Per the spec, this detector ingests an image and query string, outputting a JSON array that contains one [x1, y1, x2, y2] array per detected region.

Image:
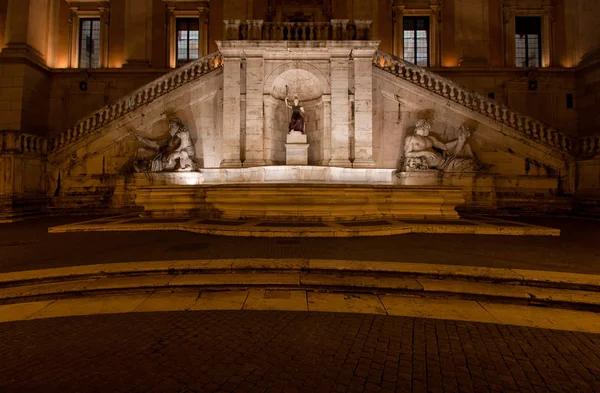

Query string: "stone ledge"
[[1, 259, 599, 313], [47, 214, 559, 237]]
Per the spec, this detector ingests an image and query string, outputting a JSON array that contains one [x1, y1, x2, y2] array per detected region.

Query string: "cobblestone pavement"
[[2, 311, 600, 393], [0, 215, 599, 274]]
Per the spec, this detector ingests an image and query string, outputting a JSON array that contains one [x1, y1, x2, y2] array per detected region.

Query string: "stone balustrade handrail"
[[224, 19, 372, 41], [2, 50, 597, 160], [373, 50, 578, 157], [580, 135, 600, 158], [50, 52, 224, 153], [0, 131, 48, 156]]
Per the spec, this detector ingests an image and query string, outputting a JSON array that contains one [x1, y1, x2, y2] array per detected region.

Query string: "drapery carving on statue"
[[132, 118, 198, 172], [403, 120, 481, 173], [285, 96, 306, 133]]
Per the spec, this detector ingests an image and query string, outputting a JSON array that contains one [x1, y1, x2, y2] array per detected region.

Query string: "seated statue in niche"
[[132, 118, 197, 172], [285, 95, 305, 133], [403, 119, 479, 173]]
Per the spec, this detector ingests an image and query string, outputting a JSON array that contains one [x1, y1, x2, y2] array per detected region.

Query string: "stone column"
[[98, 6, 110, 68], [319, 94, 332, 165], [221, 51, 242, 167], [502, 1, 516, 67], [123, 0, 152, 67], [2, 0, 45, 63], [352, 48, 376, 168], [244, 55, 266, 166], [199, 7, 209, 57], [392, 5, 405, 58], [329, 49, 352, 167]]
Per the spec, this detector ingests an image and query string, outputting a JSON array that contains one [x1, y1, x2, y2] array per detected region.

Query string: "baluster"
[[419, 72, 426, 86], [516, 117, 523, 131], [477, 99, 485, 113], [426, 75, 433, 90], [449, 86, 456, 100], [524, 119, 533, 136], [441, 84, 448, 98], [501, 107, 508, 123]]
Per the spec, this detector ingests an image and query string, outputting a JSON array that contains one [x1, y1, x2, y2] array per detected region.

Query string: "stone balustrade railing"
[[224, 19, 372, 41], [2, 49, 596, 160], [373, 50, 576, 156], [580, 135, 600, 158], [0, 131, 48, 156], [50, 52, 224, 153]]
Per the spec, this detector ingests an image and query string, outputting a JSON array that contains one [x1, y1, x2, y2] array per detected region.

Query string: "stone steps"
[[1, 259, 598, 312]]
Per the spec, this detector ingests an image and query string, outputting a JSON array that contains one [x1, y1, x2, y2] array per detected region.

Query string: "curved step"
[[1, 260, 599, 311]]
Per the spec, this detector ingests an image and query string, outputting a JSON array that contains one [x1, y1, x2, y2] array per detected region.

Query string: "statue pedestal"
[[285, 131, 309, 165]]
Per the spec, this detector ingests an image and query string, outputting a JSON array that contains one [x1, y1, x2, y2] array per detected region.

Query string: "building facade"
[[1, 0, 599, 218]]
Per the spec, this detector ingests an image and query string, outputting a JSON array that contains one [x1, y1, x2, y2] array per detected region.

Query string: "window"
[[515, 16, 541, 68], [176, 19, 200, 67], [403, 16, 429, 67], [78, 19, 101, 68]]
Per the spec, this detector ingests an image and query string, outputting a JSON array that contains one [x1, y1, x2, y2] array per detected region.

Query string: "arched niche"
[[264, 65, 329, 165]]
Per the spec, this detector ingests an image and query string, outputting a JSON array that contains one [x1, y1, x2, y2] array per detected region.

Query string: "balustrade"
[[372, 50, 576, 155], [0, 132, 48, 155], [2, 48, 595, 161], [224, 20, 372, 41], [50, 52, 223, 152]]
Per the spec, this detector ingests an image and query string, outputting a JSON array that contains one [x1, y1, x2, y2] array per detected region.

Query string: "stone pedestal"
[[285, 131, 309, 165]]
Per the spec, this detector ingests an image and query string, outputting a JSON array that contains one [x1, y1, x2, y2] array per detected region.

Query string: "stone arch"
[[264, 62, 330, 97], [263, 63, 329, 165]]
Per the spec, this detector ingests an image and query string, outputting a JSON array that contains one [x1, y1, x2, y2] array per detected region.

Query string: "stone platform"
[[48, 214, 559, 237], [120, 167, 463, 221], [136, 185, 464, 221]]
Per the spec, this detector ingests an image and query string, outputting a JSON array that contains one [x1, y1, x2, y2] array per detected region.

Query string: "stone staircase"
[[49, 52, 224, 154], [43, 49, 599, 162], [373, 50, 600, 159]]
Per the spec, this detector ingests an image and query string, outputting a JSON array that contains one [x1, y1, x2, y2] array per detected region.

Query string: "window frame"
[[166, 5, 209, 68], [392, 6, 440, 67], [78, 18, 102, 68], [515, 16, 542, 68], [175, 18, 201, 67], [68, 6, 109, 69], [503, 6, 554, 68], [402, 16, 430, 67]]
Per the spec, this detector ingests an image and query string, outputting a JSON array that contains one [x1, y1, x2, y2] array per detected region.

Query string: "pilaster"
[[243, 55, 266, 167], [123, 0, 152, 67], [329, 49, 352, 167], [220, 50, 242, 167], [352, 48, 376, 168]]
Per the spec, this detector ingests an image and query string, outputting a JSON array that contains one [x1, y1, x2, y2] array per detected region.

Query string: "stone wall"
[[0, 63, 51, 135], [576, 60, 600, 137], [0, 0, 7, 50], [47, 70, 168, 136], [435, 69, 578, 137]]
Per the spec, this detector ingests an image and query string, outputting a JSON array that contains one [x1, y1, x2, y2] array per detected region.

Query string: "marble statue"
[[403, 119, 479, 173], [285, 96, 305, 133], [133, 118, 197, 172]]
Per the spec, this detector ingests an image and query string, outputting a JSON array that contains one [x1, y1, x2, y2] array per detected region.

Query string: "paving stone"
[[2, 311, 598, 393]]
